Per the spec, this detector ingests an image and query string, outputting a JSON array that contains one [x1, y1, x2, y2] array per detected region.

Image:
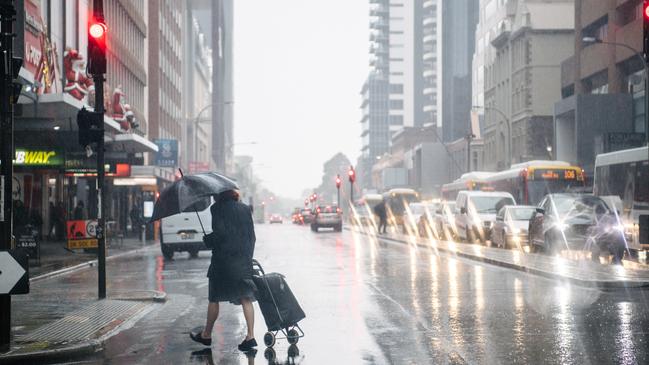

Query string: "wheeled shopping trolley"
[[252, 259, 306, 347]]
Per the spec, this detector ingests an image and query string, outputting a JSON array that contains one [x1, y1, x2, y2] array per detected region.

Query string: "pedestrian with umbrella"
[[150, 171, 258, 352]]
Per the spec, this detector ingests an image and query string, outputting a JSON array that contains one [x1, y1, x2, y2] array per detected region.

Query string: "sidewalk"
[[1, 244, 165, 364], [349, 227, 649, 289], [29, 236, 154, 279]]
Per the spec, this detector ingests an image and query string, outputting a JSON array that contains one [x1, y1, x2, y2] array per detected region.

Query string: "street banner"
[[67, 220, 99, 249], [0, 250, 29, 295], [154, 139, 178, 167]]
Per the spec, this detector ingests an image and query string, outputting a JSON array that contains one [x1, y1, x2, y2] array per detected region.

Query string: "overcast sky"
[[233, 0, 367, 199]]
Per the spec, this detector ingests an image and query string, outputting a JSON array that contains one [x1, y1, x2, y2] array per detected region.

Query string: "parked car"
[[269, 214, 283, 224], [455, 191, 516, 244], [160, 197, 213, 260], [491, 205, 536, 249], [528, 194, 626, 262], [311, 205, 342, 232]]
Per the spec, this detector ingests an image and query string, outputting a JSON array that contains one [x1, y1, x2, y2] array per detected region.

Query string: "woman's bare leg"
[[241, 298, 255, 340], [202, 302, 219, 338]]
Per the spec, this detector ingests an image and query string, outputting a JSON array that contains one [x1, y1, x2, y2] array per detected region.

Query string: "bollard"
[[141, 224, 146, 244]]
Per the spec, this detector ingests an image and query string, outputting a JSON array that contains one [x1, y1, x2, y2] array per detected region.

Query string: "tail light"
[[337, 208, 342, 214], [317, 207, 321, 213]]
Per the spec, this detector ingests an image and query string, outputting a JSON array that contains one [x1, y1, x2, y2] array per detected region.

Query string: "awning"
[[109, 133, 159, 154], [18, 92, 122, 133]]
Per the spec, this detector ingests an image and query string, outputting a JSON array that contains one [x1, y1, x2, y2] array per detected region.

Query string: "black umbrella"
[[149, 170, 239, 234]]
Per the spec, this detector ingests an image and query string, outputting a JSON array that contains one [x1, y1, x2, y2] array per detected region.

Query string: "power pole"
[[0, 1, 20, 352], [466, 133, 475, 172]]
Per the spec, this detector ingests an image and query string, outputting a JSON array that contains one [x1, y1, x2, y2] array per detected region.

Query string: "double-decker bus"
[[440, 172, 494, 201], [594, 146, 649, 250], [484, 161, 585, 205]]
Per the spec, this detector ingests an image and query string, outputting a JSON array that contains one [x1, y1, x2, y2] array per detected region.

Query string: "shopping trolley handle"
[[252, 259, 265, 275]]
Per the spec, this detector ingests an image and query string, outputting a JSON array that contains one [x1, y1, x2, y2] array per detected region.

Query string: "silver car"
[[491, 205, 536, 249]]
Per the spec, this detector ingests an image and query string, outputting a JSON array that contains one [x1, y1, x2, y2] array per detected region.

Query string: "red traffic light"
[[348, 167, 356, 183], [644, 2, 649, 20], [89, 22, 107, 39], [335, 175, 342, 188]]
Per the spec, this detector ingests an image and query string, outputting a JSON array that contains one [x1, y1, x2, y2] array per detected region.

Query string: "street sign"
[[0, 250, 29, 295]]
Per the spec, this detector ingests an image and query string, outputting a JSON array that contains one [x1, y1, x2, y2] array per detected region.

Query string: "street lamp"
[[473, 105, 511, 168], [189, 101, 234, 165], [582, 36, 649, 153]]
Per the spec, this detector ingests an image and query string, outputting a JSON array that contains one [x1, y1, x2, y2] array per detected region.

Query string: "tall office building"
[[183, 1, 213, 171], [421, 0, 440, 127], [439, 0, 479, 142], [212, 0, 234, 174], [147, 0, 184, 146]]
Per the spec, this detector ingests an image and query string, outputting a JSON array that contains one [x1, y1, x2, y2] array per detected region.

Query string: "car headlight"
[[554, 221, 568, 231]]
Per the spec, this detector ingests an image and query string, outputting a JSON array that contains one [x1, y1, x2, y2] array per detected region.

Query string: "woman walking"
[[190, 190, 258, 352]]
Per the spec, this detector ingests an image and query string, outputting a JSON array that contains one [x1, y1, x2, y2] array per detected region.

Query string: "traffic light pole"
[[0, 2, 16, 352], [91, 0, 107, 300]]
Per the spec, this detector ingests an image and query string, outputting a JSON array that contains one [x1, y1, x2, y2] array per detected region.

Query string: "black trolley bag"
[[252, 259, 305, 347]]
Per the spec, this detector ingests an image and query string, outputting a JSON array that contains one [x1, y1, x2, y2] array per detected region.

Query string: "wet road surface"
[[35, 224, 649, 364]]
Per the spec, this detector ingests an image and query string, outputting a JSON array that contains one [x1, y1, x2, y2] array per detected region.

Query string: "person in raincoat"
[[374, 199, 388, 234], [191, 190, 258, 352]]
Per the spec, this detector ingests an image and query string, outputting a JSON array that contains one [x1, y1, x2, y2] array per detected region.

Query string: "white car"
[[160, 198, 213, 259], [454, 191, 516, 244]]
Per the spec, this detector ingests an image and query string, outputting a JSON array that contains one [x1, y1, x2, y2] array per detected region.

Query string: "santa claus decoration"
[[63, 48, 94, 101], [112, 86, 138, 131]]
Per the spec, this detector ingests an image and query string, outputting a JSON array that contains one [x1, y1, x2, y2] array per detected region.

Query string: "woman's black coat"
[[206, 199, 256, 302]]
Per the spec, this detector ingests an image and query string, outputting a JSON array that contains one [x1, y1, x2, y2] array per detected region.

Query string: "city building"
[[360, 0, 423, 190], [147, 0, 184, 156], [438, 0, 479, 143], [446, 112, 484, 180], [555, 0, 647, 176], [211, 0, 234, 174], [483, 0, 574, 171], [182, 2, 213, 173], [14, 0, 158, 241], [421, 0, 440, 127], [472, 0, 511, 131]]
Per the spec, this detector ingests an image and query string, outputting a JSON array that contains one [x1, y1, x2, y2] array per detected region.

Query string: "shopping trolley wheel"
[[264, 347, 277, 361], [263, 331, 276, 347], [288, 344, 300, 358], [287, 328, 299, 345]]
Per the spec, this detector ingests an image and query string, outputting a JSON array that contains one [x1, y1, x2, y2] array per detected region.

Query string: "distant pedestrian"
[[190, 190, 258, 352], [374, 199, 388, 234], [55, 202, 66, 241], [73, 201, 85, 220], [130, 201, 142, 238]]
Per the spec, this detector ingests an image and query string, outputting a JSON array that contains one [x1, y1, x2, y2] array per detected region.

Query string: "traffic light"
[[348, 166, 356, 183], [77, 107, 104, 147], [335, 175, 342, 189], [644, 1, 649, 63], [88, 17, 107, 75]]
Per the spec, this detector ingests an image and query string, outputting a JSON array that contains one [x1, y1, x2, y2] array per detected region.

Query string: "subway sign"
[[14, 149, 64, 167]]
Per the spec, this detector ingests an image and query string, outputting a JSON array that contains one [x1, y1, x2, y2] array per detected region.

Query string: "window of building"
[[389, 100, 403, 110], [389, 115, 403, 125], [389, 84, 403, 93]]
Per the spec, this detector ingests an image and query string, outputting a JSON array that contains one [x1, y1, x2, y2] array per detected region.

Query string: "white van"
[[455, 191, 516, 244], [160, 197, 213, 259]]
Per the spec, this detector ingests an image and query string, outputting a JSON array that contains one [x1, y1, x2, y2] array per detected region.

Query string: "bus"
[[441, 172, 494, 201], [594, 146, 649, 250], [484, 160, 585, 205], [383, 188, 420, 229]]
